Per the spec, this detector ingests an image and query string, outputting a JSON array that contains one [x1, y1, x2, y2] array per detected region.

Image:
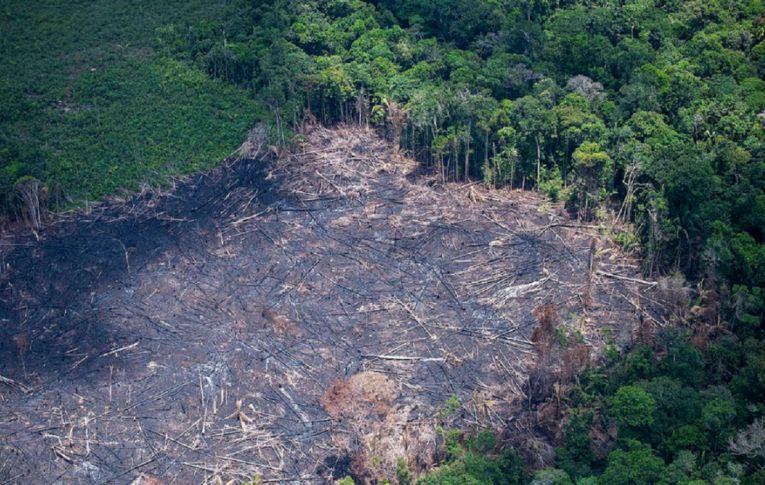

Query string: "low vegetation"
[[0, 0, 262, 213]]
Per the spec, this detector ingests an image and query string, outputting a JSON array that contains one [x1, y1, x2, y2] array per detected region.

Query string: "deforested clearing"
[[0, 126, 667, 483]]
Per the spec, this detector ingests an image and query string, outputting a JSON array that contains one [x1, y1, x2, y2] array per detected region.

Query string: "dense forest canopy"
[[2, 0, 765, 483]]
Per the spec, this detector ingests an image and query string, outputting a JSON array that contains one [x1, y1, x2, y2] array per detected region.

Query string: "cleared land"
[[0, 127, 665, 483]]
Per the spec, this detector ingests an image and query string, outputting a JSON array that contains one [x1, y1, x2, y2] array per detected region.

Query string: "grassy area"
[[0, 0, 262, 210]]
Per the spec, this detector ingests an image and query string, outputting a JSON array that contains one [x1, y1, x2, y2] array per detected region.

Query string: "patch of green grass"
[[46, 58, 260, 202], [0, 0, 262, 210]]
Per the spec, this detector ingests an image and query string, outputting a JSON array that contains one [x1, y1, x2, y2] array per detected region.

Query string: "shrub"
[[610, 385, 656, 428]]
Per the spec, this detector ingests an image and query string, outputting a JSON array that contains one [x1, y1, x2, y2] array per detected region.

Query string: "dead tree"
[[729, 418, 765, 462], [385, 99, 407, 156], [616, 156, 642, 224], [236, 123, 269, 160], [15, 177, 45, 230], [584, 238, 597, 310]]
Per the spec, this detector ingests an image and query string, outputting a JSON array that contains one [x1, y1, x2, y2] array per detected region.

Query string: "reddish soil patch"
[[0, 126, 664, 483], [320, 371, 395, 420]]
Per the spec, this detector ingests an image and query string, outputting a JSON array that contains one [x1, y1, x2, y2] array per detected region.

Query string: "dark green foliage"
[[397, 458, 412, 485], [551, 329, 765, 484], [466, 430, 497, 454], [530, 468, 572, 485], [639, 377, 702, 451], [662, 425, 709, 458], [0, 0, 262, 213], [609, 385, 656, 429], [598, 440, 666, 485], [555, 412, 596, 479], [655, 330, 705, 387], [46, 59, 260, 202], [417, 433, 524, 485], [610, 345, 657, 387]]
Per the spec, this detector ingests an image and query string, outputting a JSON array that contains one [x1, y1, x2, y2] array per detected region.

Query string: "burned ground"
[[0, 127, 664, 483]]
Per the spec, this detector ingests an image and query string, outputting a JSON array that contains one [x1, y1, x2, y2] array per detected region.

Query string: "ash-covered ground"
[[0, 127, 664, 484]]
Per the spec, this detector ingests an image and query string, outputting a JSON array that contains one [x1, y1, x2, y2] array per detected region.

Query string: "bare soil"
[[0, 126, 664, 484]]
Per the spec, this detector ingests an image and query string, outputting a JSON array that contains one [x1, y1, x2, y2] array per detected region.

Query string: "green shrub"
[[610, 385, 656, 428]]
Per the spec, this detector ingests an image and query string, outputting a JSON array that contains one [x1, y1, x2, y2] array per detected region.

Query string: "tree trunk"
[[535, 136, 541, 191], [484, 130, 489, 169], [492, 143, 497, 189], [464, 133, 470, 181], [15, 178, 43, 230], [510, 156, 516, 190], [453, 141, 458, 181]]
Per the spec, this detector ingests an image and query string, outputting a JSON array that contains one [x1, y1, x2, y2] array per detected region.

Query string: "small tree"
[[384, 98, 407, 156], [485, 144, 519, 188], [610, 385, 656, 428], [599, 440, 666, 485], [571, 142, 612, 221], [531, 468, 573, 485]]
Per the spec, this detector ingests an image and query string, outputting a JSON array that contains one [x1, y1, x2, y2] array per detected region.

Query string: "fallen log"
[[362, 355, 445, 362]]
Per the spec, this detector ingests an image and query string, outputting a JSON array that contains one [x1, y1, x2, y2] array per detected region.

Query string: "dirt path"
[[0, 126, 662, 484]]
